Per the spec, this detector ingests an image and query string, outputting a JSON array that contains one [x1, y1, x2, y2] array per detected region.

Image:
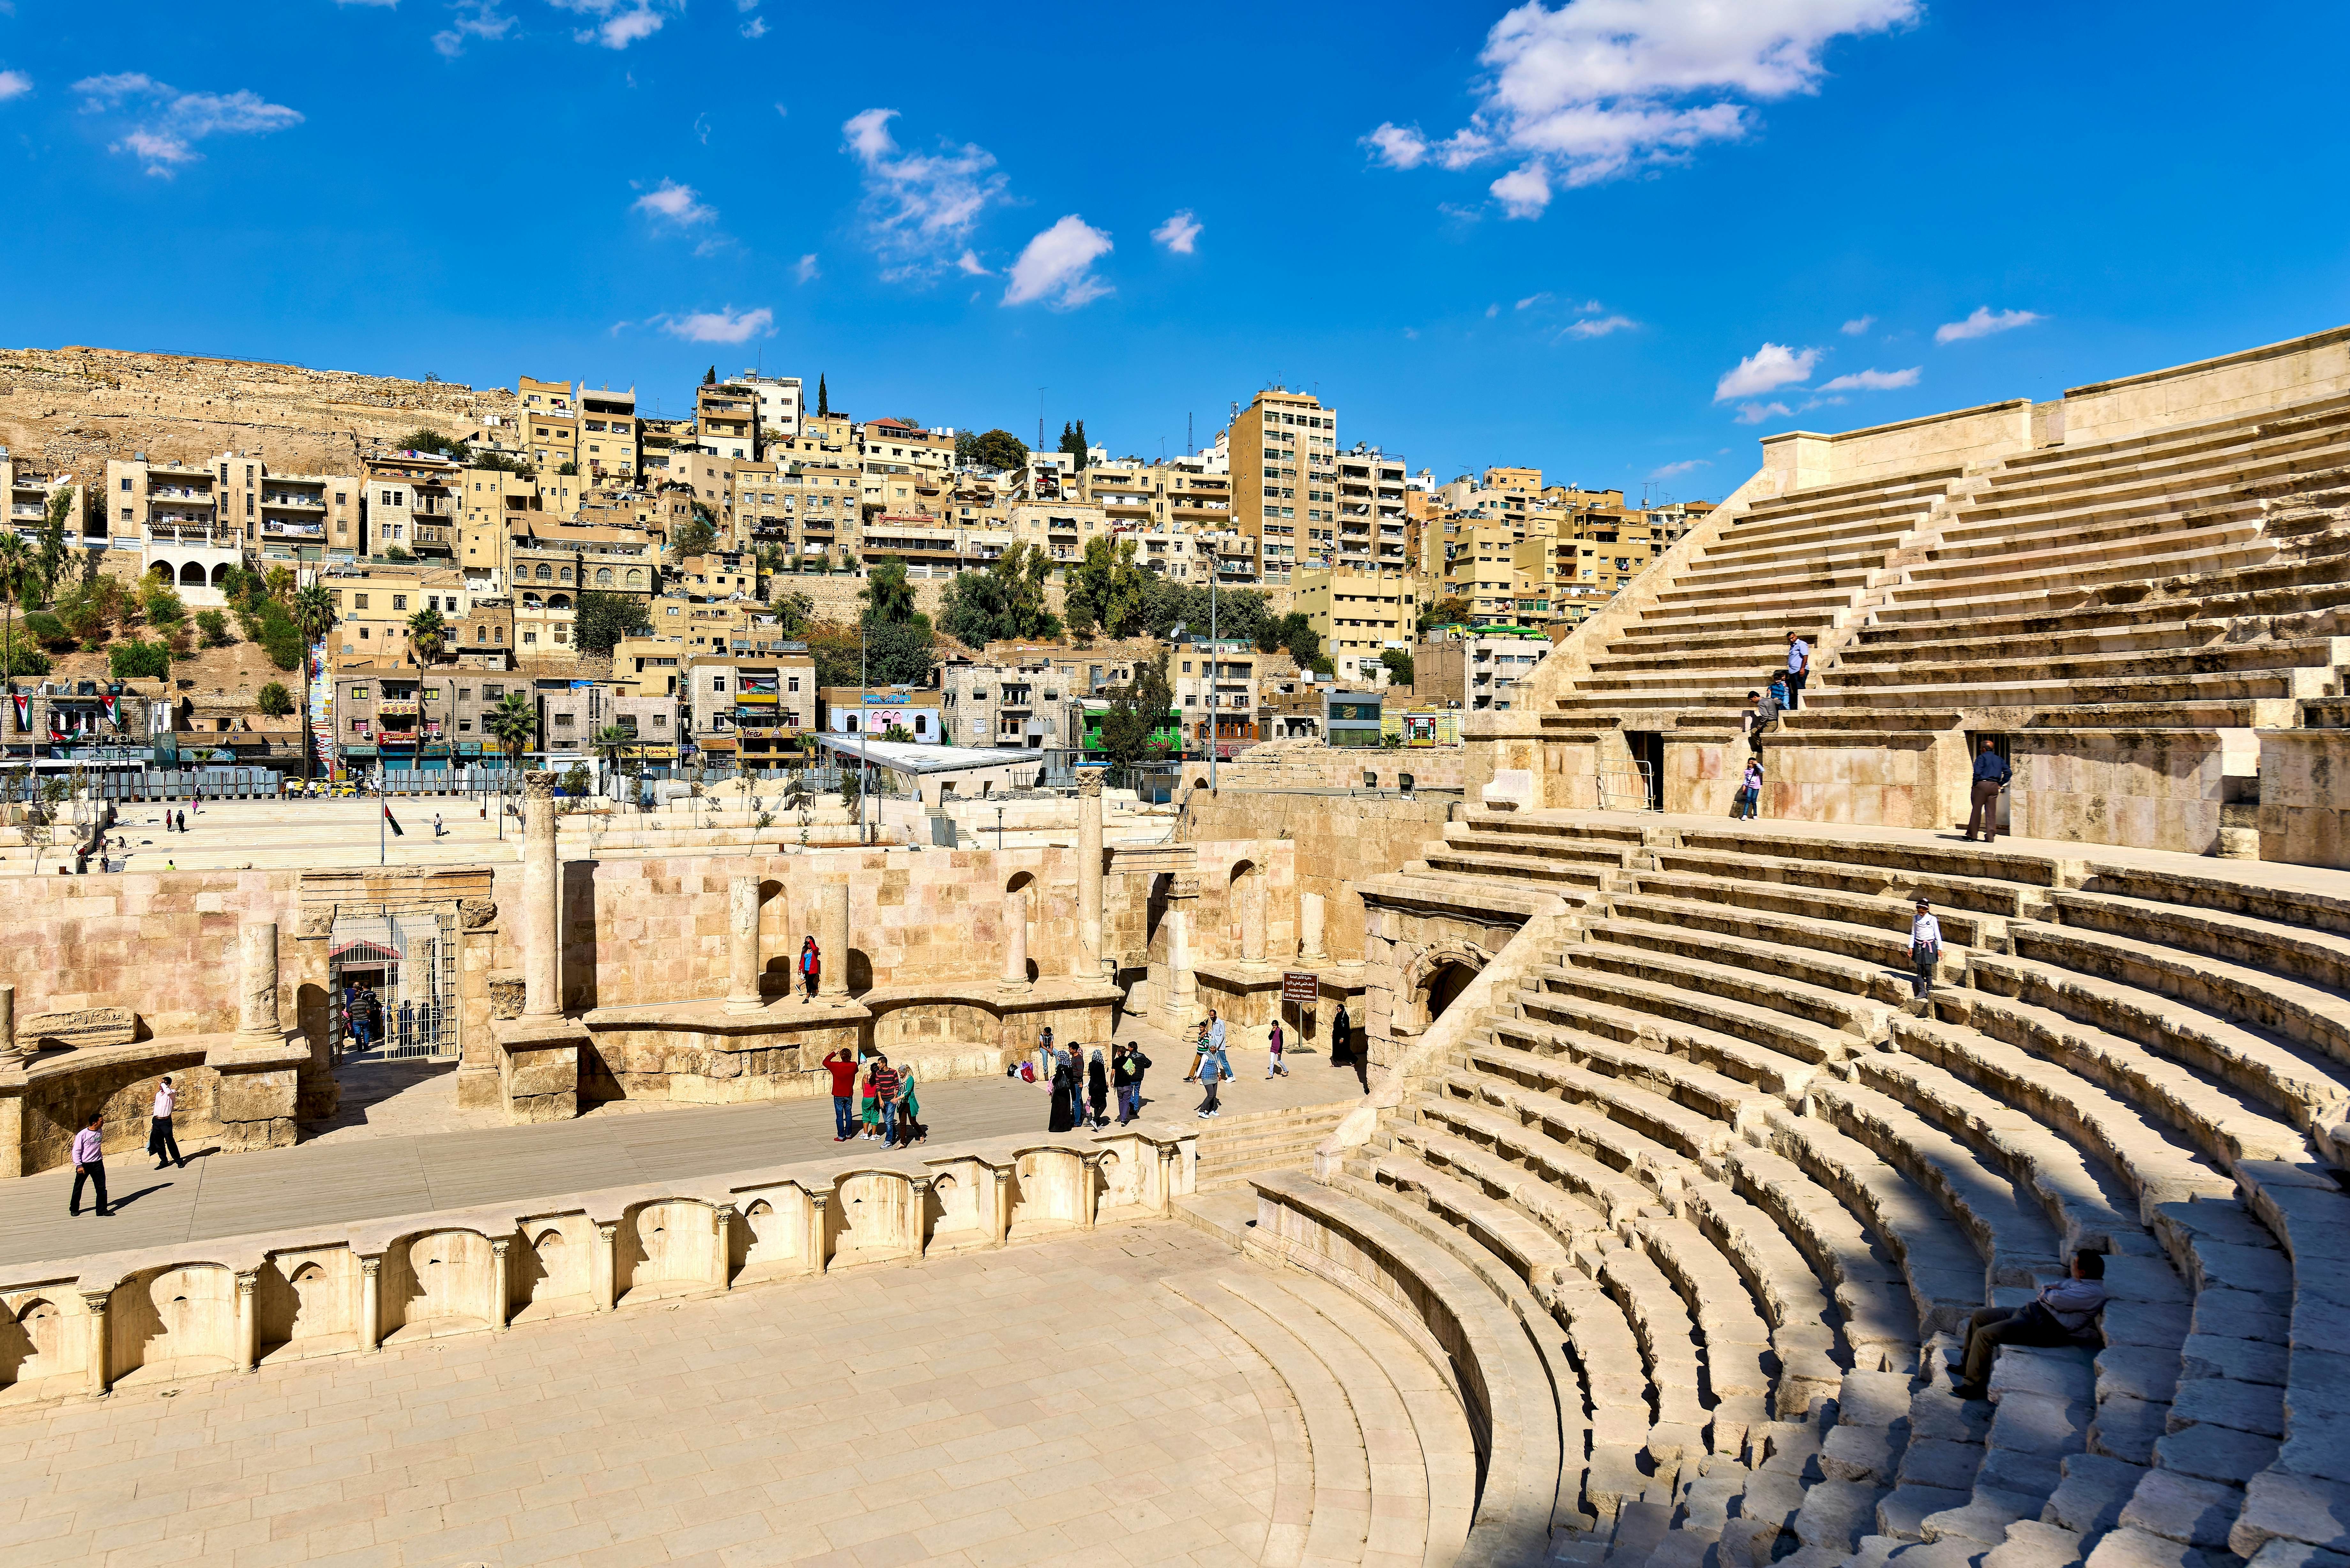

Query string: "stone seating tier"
[[1318, 811, 2350, 1566]]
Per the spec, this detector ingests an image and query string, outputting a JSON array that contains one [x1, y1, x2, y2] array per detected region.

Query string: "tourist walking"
[[800, 936, 820, 1000], [1194, 1039, 1227, 1119], [1330, 1004, 1352, 1068], [1910, 898, 1941, 1001], [823, 1046, 860, 1141], [1087, 1047, 1109, 1129], [433, 811, 443, 838], [868, 1054, 902, 1144], [1950, 1253, 2106, 1400], [1785, 631, 1811, 710], [1266, 1017, 1288, 1077], [148, 1075, 183, 1169], [1964, 739, 2012, 843], [69, 1113, 109, 1217], [1113, 1040, 1151, 1124], [1048, 1047, 1079, 1132]]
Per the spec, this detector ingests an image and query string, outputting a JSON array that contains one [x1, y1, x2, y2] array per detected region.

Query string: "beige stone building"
[[3, 455, 83, 549], [1228, 388, 1336, 586], [696, 381, 759, 462], [108, 452, 364, 591], [319, 562, 479, 662], [1330, 446, 1410, 572], [578, 385, 640, 481]]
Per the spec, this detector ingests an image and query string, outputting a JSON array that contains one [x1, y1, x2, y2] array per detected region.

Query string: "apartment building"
[[639, 416, 696, 478], [109, 452, 363, 593], [858, 418, 954, 518], [517, 376, 581, 476], [1416, 629, 1549, 712], [740, 460, 858, 565], [457, 467, 544, 593], [579, 386, 640, 480], [330, 661, 522, 772], [509, 521, 657, 656], [686, 651, 815, 771], [647, 595, 798, 659], [822, 686, 943, 743], [1006, 500, 1105, 568], [772, 411, 856, 466], [319, 563, 479, 661], [1228, 388, 1337, 587], [533, 679, 678, 762], [938, 642, 1148, 749], [730, 373, 802, 448], [1293, 564, 1419, 665], [696, 381, 759, 461], [1329, 446, 1409, 571], [3, 454, 84, 548], [1170, 643, 1258, 759]]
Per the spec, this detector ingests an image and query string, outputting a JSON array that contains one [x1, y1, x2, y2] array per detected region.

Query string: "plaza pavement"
[[0, 1221, 1289, 1568]]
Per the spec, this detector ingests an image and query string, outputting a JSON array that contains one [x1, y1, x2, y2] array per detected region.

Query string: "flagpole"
[[381, 797, 386, 866]]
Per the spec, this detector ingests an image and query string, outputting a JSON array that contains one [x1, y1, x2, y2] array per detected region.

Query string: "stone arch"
[[594, 566, 613, 586], [625, 567, 645, 588], [0, 1297, 62, 1389], [535, 563, 553, 581], [178, 561, 206, 585], [1005, 869, 1036, 897], [547, 594, 571, 611], [557, 565, 573, 584], [475, 624, 489, 643], [210, 562, 232, 586], [522, 592, 543, 609], [1228, 858, 1266, 964], [1407, 940, 1490, 1033]]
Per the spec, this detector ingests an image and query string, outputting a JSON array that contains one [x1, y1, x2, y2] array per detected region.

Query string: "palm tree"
[[589, 723, 633, 798], [0, 532, 32, 680], [407, 606, 448, 663], [485, 692, 538, 770], [291, 583, 335, 782]]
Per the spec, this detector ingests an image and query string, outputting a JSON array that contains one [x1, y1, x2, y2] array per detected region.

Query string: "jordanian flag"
[[383, 803, 405, 837], [100, 694, 119, 725]]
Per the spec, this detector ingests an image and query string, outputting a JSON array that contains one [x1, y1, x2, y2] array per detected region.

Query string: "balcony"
[[264, 520, 326, 539], [263, 493, 326, 510]]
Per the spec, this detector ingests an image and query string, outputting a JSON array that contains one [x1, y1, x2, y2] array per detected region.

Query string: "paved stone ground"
[[0, 1222, 1286, 1568], [0, 1028, 1359, 1273]]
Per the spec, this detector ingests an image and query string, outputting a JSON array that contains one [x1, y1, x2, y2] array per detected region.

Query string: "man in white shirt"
[[1910, 898, 1942, 1001], [149, 1074, 184, 1169]]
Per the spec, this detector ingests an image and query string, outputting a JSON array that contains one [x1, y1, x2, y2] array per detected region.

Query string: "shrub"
[[109, 638, 171, 680], [141, 583, 186, 628], [256, 681, 294, 717], [23, 611, 68, 647], [196, 608, 233, 647], [0, 644, 50, 678]]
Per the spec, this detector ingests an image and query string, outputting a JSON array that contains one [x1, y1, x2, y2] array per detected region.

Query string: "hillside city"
[[0, 361, 1711, 785]]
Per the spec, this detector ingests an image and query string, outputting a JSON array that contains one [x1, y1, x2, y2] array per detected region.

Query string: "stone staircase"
[[1194, 1102, 1353, 1190], [1187, 812, 2350, 1568]]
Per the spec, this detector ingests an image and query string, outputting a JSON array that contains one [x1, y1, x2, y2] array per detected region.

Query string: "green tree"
[[768, 587, 815, 638], [257, 681, 294, 717], [556, 461, 578, 476], [24, 611, 70, 650], [958, 428, 1029, 472], [860, 556, 918, 624], [1099, 649, 1175, 777], [1058, 419, 1090, 472], [0, 532, 31, 680], [1276, 611, 1319, 666], [702, 366, 717, 386], [196, 609, 233, 647], [406, 606, 448, 661], [471, 450, 532, 475], [808, 617, 936, 690], [1420, 594, 1473, 633], [109, 638, 171, 680], [1380, 648, 1414, 688], [670, 513, 718, 559], [938, 542, 1061, 646], [1064, 534, 1147, 640], [574, 590, 652, 655], [816, 374, 828, 417], [589, 723, 635, 786], [397, 426, 472, 464], [485, 691, 538, 764], [140, 580, 187, 633], [36, 486, 72, 599]]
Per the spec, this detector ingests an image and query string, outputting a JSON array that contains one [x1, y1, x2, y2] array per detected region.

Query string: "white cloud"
[[1714, 341, 1820, 401], [1151, 209, 1202, 254], [1515, 292, 1553, 310], [792, 254, 819, 284], [740, 16, 766, 36], [334, 0, 401, 6], [633, 177, 714, 227], [1816, 365, 1918, 391], [1936, 305, 2044, 344], [1363, 122, 1429, 169], [74, 73, 303, 176], [841, 107, 1010, 282], [432, 2, 514, 56], [1485, 303, 1500, 319], [1002, 215, 1113, 310], [550, 0, 677, 49], [660, 305, 773, 344], [0, 70, 29, 102], [1561, 314, 1637, 339], [955, 249, 989, 276], [1735, 401, 1793, 424], [1490, 161, 1551, 219], [1840, 314, 1875, 335], [1369, 0, 1918, 210], [1648, 458, 1710, 479]]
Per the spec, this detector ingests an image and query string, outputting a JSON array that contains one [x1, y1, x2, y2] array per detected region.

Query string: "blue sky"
[[4, 1, 2348, 502]]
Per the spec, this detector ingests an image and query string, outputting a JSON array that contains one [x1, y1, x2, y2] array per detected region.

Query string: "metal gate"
[[327, 904, 459, 1063], [1597, 761, 1658, 812]]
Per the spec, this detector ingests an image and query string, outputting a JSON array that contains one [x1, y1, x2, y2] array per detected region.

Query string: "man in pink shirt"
[[70, 1113, 110, 1217]]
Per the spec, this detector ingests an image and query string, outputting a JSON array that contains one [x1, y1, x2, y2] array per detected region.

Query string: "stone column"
[[0, 984, 20, 1068], [358, 1257, 382, 1353], [805, 1190, 830, 1272], [713, 1204, 736, 1290], [235, 923, 282, 1044], [908, 1178, 933, 1260], [1076, 768, 1107, 979], [521, 770, 562, 1019], [999, 885, 1031, 995], [817, 883, 849, 1001], [1300, 892, 1328, 964], [1239, 874, 1268, 969], [1166, 875, 1199, 1031], [80, 1290, 111, 1398], [489, 1239, 512, 1331], [592, 1221, 618, 1312], [235, 1270, 258, 1373], [989, 1166, 1012, 1248], [725, 877, 763, 1014]]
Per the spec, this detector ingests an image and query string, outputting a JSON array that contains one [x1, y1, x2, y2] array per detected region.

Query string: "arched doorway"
[[1425, 961, 1477, 1025]]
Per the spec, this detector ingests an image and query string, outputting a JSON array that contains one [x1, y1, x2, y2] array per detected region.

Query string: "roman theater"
[[5, 327, 2350, 1568]]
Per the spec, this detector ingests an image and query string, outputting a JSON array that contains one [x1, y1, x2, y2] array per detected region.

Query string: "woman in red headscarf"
[[800, 935, 821, 1000]]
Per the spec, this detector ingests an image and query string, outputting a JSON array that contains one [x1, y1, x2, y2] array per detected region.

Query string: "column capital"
[[522, 769, 557, 802], [1074, 767, 1107, 798], [595, 1220, 618, 1240], [79, 1288, 110, 1317], [489, 1237, 512, 1257], [358, 1255, 382, 1279], [1168, 874, 1200, 901], [713, 1202, 738, 1222], [235, 1270, 257, 1297]]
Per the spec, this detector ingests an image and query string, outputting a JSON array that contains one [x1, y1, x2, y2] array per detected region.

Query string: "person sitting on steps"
[[1950, 1251, 2106, 1400]]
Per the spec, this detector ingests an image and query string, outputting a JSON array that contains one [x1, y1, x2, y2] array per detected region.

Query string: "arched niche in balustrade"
[[730, 1191, 806, 1285], [616, 1199, 724, 1305], [509, 1215, 595, 1324], [1007, 1146, 1091, 1240], [111, 1263, 239, 1385], [383, 1229, 498, 1343], [0, 1292, 75, 1399], [826, 1170, 924, 1267], [254, 1248, 359, 1363]]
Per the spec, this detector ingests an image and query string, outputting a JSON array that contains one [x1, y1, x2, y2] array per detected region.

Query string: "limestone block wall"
[[0, 870, 305, 1036], [1761, 734, 1963, 832], [1183, 744, 1467, 793], [1180, 793, 1449, 963], [2258, 729, 2350, 868], [1191, 840, 1299, 967], [2010, 729, 2224, 855], [2058, 323, 2350, 448]]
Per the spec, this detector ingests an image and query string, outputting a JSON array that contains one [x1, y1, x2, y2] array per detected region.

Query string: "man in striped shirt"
[[867, 1056, 901, 1145]]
